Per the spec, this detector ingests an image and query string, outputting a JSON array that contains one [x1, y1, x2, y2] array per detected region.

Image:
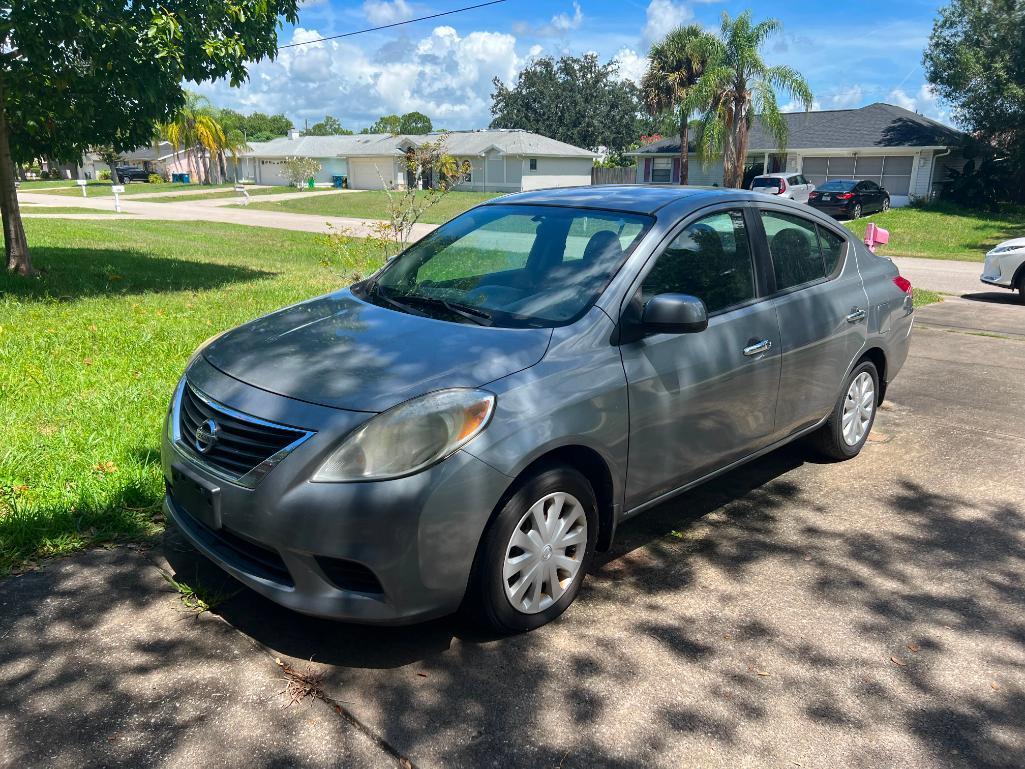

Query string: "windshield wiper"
[[370, 284, 429, 318], [400, 295, 493, 326]]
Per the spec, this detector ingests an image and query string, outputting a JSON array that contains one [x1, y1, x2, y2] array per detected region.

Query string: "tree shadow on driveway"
[[159, 417, 1025, 768]]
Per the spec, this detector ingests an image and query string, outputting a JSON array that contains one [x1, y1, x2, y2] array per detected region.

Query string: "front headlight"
[[313, 389, 495, 482]]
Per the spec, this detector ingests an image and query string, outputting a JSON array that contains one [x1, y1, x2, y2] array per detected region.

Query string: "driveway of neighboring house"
[[2, 298, 1023, 769]]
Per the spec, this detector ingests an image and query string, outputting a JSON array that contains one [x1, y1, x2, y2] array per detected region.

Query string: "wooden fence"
[[591, 166, 637, 185]]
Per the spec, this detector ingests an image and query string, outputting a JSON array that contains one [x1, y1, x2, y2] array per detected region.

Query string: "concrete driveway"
[[2, 299, 1023, 769]]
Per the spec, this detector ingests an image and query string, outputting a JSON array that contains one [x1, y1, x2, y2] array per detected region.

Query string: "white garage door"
[[802, 155, 913, 195], [348, 158, 390, 190], [258, 160, 289, 186]]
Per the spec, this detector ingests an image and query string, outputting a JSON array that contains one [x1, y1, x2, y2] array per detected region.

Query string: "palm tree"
[[161, 93, 226, 184], [641, 25, 713, 185], [690, 11, 813, 188]]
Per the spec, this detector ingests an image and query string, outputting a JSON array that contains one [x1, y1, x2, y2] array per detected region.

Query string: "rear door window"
[[760, 211, 828, 290]]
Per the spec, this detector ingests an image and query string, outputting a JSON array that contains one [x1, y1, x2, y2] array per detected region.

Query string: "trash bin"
[[180, 173, 190, 184], [171, 173, 180, 183], [332, 174, 345, 189], [307, 177, 316, 189]]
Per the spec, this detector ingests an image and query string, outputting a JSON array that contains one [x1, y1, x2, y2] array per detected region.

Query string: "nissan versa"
[[162, 186, 914, 632]]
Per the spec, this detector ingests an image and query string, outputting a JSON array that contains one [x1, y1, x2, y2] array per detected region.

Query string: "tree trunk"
[[679, 109, 689, 186], [0, 78, 32, 275], [109, 161, 120, 184]]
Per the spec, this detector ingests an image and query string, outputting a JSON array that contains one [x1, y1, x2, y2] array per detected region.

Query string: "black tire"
[[851, 203, 863, 219], [469, 466, 598, 633], [881, 197, 890, 212], [811, 360, 879, 461], [1016, 272, 1025, 305]]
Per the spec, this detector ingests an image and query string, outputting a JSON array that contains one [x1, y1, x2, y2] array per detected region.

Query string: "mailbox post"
[[111, 184, 125, 213], [234, 184, 250, 206], [76, 179, 88, 197]]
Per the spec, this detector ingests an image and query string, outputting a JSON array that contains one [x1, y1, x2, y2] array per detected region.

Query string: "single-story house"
[[240, 129, 596, 192], [119, 141, 203, 180], [629, 102, 970, 207]]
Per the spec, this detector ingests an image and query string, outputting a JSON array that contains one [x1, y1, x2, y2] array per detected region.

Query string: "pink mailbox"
[[864, 223, 889, 253]]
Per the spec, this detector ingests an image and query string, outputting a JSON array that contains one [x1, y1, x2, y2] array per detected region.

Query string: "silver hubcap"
[[842, 371, 875, 446], [503, 491, 587, 614]]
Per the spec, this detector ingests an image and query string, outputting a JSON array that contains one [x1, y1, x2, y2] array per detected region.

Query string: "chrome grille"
[[174, 382, 312, 486]]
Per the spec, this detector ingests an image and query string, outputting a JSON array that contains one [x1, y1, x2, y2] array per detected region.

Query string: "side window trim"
[[622, 202, 767, 322], [751, 204, 852, 296]]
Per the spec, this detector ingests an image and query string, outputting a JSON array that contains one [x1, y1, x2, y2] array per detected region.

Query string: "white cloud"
[[643, 0, 693, 45], [888, 87, 917, 111], [197, 25, 524, 129], [612, 47, 648, 84], [513, 2, 584, 38], [828, 84, 865, 109], [362, 0, 414, 26], [780, 98, 821, 113]]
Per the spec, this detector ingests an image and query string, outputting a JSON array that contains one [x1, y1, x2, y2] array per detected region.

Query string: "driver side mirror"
[[641, 293, 708, 334]]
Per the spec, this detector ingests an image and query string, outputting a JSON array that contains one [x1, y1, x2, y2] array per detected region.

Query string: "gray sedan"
[[161, 186, 914, 632]]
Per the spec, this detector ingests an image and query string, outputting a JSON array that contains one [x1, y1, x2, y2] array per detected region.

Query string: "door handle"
[[846, 307, 867, 323], [743, 339, 773, 356]]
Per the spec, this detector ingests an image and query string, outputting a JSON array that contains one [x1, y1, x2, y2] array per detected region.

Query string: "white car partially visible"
[[749, 172, 815, 204], [981, 237, 1025, 303]]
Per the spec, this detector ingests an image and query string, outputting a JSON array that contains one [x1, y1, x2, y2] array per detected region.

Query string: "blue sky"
[[195, 0, 950, 131]]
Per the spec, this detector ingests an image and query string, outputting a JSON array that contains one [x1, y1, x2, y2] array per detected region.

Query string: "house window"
[[529, 158, 538, 171], [651, 157, 672, 183]]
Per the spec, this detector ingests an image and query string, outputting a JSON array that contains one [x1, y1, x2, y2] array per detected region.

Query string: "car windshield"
[[359, 204, 653, 328], [752, 178, 782, 189], [817, 180, 857, 192]]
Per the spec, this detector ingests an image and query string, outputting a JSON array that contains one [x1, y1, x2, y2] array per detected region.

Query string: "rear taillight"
[[837, 192, 854, 200], [894, 275, 912, 295], [779, 178, 787, 194]]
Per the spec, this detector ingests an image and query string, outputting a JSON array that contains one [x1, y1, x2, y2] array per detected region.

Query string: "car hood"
[[202, 290, 553, 412]]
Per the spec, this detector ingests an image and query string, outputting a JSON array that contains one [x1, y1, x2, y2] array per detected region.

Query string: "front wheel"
[[470, 466, 598, 633], [811, 360, 879, 460], [1016, 272, 1025, 305], [881, 197, 890, 212]]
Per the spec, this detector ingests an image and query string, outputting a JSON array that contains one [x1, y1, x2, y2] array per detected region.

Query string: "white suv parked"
[[981, 237, 1025, 303], [749, 173, 815, 204]]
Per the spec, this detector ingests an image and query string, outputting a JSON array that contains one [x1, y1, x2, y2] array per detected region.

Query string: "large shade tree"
[[0, 0, 300, 275], [490, 54, 646, 156], [641, 25, 714, 185], [924, 0, 1025, 201], [690, 11, 813, 188]]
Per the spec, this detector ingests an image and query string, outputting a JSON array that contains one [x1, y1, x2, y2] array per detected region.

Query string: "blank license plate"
[[822, 194, 832, 201], [171, 465, 221, 530]]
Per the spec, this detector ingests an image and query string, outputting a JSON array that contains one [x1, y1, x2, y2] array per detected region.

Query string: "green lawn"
[[843, 203, 1025, 262], [0, 219, 382, 574], [17, 180, 111, 191], [912, 288, 943, 308], [34, 182, 234, 198], [244, 190, 503, 223], [144, 185, 294, 203], [21, 205, 121, 215]]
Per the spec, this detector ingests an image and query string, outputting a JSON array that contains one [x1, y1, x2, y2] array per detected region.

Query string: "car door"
[[788, 175, 808, 203], [619, 206, 782, 508], [865, 181, 885, 211], [756, 206, 870, 438]]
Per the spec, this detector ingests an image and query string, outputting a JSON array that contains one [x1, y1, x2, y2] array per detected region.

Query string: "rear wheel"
[[881, 197, 890, 212], [851, 203, 863, 219], [470, 466, 598, 633], [811, 360, 879, 460]]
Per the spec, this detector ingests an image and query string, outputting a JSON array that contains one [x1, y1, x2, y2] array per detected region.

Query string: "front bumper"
[[981, 254, 1015, 288], [161, 360, 513, 625]]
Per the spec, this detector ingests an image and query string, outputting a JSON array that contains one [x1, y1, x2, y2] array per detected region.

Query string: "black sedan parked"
[[114, 165, 151, 182], [808, 179, 890, 219]]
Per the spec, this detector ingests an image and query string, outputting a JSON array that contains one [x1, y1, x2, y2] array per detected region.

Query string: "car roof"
[[485, 185, 763, 215], [753, 172, 795, 179]]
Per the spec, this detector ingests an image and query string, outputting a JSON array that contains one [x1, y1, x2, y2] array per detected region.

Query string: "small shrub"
[[282, 156, 322, 188], [98, 170, 111, 181], [319, 226, 392, 284], [147, 173, 163, 184]]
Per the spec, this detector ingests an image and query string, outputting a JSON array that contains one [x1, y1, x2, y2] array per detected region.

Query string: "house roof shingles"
[[632, 102, 967, 155], [245, 130, 596, 159]]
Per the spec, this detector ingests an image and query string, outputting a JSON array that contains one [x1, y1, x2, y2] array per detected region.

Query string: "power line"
[[278, 0, 510, 49]]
